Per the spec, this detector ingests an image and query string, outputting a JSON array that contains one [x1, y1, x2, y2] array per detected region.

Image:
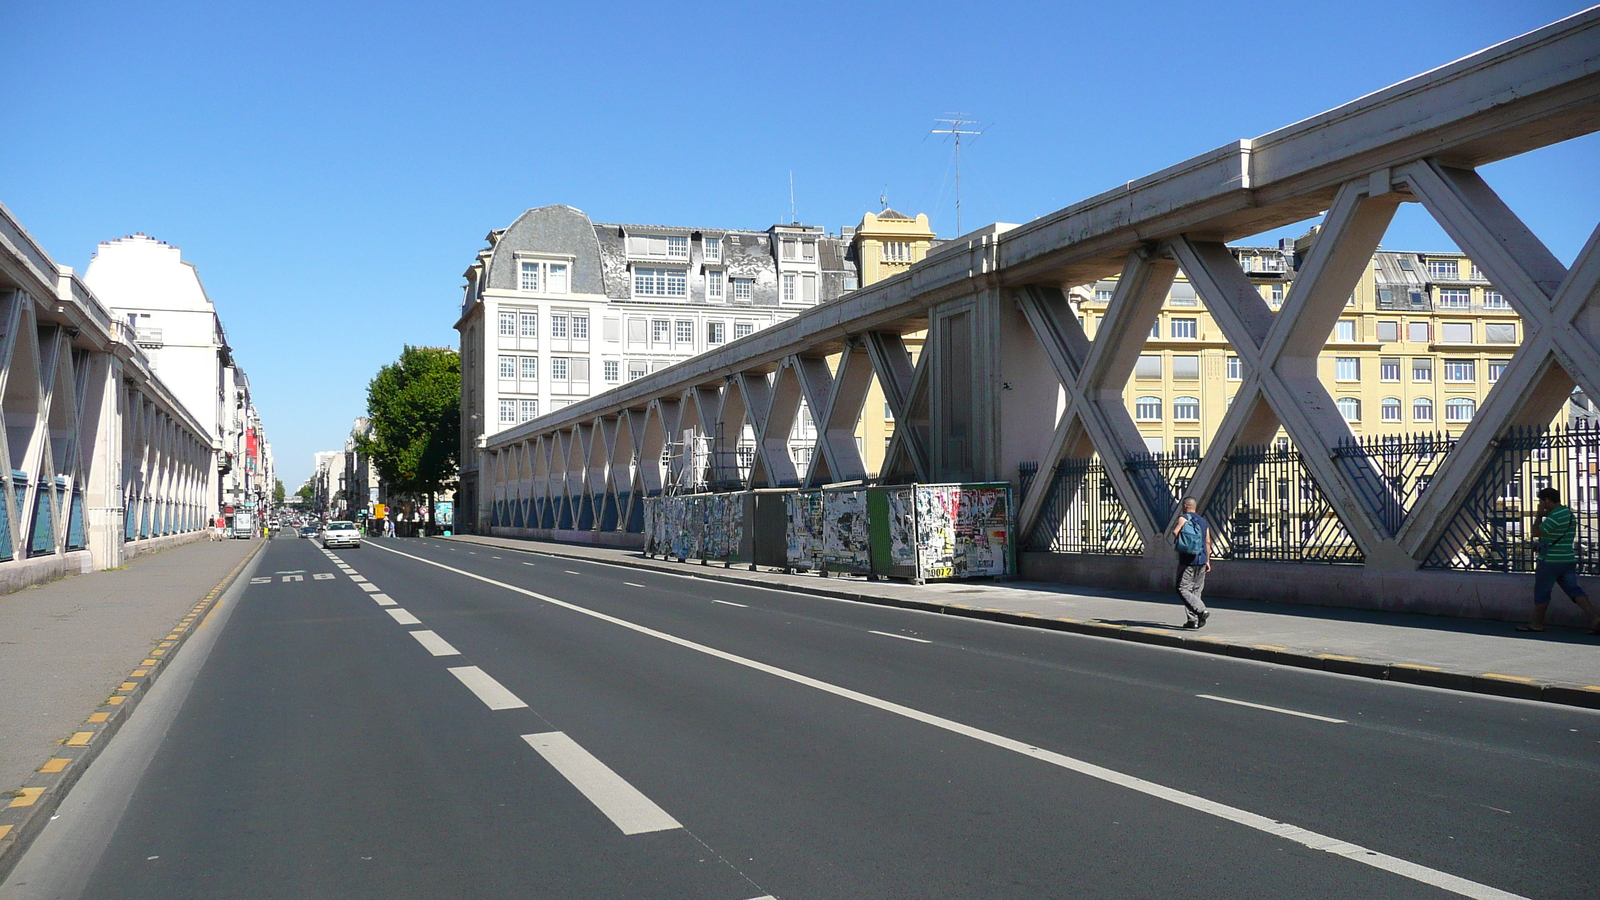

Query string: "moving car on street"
[[297, 525, 318, 539], [319, 520, 361, 549]]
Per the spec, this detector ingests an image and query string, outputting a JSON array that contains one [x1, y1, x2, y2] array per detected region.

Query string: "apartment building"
[[1076, 237, 1538, 457], [456, 205, 856, 530]]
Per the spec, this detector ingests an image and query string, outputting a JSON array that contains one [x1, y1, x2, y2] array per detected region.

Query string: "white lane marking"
[[1197, 694, 1347, 724], [564, 570, 581, 575], [349, 575, 368, 583], [386, 608, 422, 625], [712, 599, 748, 608], [448, 665, 527, 710], [870, 630, 930, 643], [492, 556, 502, 559], [358, 583, 381, 593], [521, 732, 681, 835], [624, 582, 646, 588], [409, 630, 460, 656], [313, 573, 335, 580], [367, 541, 1526, 900], [523, 562, 537, 566], [249, 577, 271, 584], [371, 593, 397, 606]]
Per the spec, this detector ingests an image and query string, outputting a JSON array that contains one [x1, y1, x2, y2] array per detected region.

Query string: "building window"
[[1438, 288, 1469, 308], [883, 241, 912, 262], [675, 320, 693, 344], [551, 315, 568, 338], [518, 261, 567, 294], [1226, 356, 1242, 380], [548, 263, 567, 294], [520, 313, 538, 339], [627, 318, 648, 343], [1412, 358, 1433, 382], [1376, 321, 1398, 343], [1337, 397, 1361, 422], [1381, 397, 1402, 422], [1440, 322, 1473, 343], [1150, 318, 1161, 338], [780, 239, 796, 261], [499, 356, 516, 379], [634, 268, 686, 297], [732, 278, 753, 301], [1335, 320, 1356, 342], [498, 312, 516, 337], [1173, 396, 1201, 421], [572, 316, 588, 340], [1488, 360, 1509, 383], [735, 322, 754, 339], [652, 320, 670, 343], [1095, 288, 1114, 302], [1135, 355, 1162, 379], [519, 261, 539, 292], [521, 356, 538, 381], [1172, 355, 1200, 380], [707, 321, 726, 344], [1271, 283, 1284, 303], [603, 360, 619, 382], [1483, 290, 1507, 309], [1443, 359, 1475, 383], [1336, 357, 1360, 381], [1135, 397, 1162, 421], [627, 360, 648, 381], [1413, 397, 1434, 422], [551, 358, 568, 380], [782, 274, 796, 302], [520, 400, 539, 422], [1408, 321, 1430, 343], [499, 399, 516, 424], [1171, 318, 1197, 339], [667, 235, 688, 259], [802, 240, 815, 261], [803, 274, 817, 303], [1380, 358, 1401, 381], [1445, 398, 1476, 423], [1427, 258, 1458, 279], [1484, 322, 1517, 344], [1173, 437, 1201, 458], [704, 236, 721, 262], [707, 269, 724, 300]]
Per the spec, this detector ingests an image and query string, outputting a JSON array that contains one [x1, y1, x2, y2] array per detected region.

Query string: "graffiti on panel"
[[954, 487, 1009, 576], [823, 489, 871, 573], [885, 487, 920, 569], [785, 491, 824, 570]]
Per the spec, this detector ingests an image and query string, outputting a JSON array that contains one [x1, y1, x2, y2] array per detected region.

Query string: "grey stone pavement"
[[447, 534, 1600, 698], [0, 537, 258, 794]]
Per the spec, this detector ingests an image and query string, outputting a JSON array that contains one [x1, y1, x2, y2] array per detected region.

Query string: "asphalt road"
[[11, 534, 1598, 899]]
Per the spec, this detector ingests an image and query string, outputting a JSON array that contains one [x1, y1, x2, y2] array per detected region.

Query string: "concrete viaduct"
[[476, 8, 1600, 620]]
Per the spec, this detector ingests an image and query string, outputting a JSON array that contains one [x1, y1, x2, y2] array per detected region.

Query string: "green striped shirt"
[[1538, 505, 1576, 563]]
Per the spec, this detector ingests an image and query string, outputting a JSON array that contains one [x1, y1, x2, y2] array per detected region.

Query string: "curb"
[[0, 539, 268, 882], [444, 535, 1600, 713]]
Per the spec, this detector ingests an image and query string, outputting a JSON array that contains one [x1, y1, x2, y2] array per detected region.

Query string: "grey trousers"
[[1177, 563, 1208, 622]]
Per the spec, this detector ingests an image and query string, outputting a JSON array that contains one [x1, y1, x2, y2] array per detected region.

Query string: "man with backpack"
[[1519, 487, 1600, 634], [1171, 497, 1212, 629]]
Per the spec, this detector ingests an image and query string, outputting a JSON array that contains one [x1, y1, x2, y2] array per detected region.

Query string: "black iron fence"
[[1125, 451, 1201, 524], [1333, 432, 1456, 536], [1203, 443, 1363, 564], [1021, 458, 1143, 554], [1425, 422, 1599, 575]]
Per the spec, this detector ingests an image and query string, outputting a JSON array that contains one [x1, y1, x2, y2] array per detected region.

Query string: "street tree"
[[360, 345, 460, 532], [272, 478, 286, 506]]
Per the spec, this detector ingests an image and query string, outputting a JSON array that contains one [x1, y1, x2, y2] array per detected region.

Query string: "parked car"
[[297, 526, 318, 539], [320, 520, 362, 549]]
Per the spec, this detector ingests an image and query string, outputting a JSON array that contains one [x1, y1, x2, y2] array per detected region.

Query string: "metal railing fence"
[[1203, 443, 1363, 564], [1333, 432, 1457, 536], [1022, 458, 1143, 555]]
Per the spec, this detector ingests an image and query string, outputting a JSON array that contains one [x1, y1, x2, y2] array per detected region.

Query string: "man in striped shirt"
[[1520, 488, 1600, 634]]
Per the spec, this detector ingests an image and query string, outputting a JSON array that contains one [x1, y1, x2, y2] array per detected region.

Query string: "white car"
[[320, 520, 362, 549]]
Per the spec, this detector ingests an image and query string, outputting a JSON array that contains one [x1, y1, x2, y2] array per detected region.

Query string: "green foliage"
[[272, 478, 286, 505], [361, 346, 461, 502], [295, 480, 314, 502]]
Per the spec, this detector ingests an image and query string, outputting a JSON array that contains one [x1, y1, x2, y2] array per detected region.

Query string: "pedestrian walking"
[[1519, 487, 1600, 634], [1171, 497, 1212, 629]]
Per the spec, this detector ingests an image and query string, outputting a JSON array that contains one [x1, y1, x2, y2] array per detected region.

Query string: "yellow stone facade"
[[1079, 244, 1526, 457], [849, 211, 936, 476]]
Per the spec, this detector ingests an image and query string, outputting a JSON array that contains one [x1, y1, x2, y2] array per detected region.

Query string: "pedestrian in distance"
[[1171, 497, 1212, 629], [1519, 487, 1600, 634]]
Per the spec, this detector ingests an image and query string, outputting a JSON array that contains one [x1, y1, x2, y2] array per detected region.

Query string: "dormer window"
[[704, 236, 721, 263], [627, 233, 689, 260], [518, 260, 568, 295]]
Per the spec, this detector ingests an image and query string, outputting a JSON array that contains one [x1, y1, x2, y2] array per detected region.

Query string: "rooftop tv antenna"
[[931, 115, 984, 235], [880, 186, 889, 211], [789, 171, 796, 224]]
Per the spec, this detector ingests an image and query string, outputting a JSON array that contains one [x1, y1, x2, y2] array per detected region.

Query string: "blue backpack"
[[1176, 514, 1205, 555]]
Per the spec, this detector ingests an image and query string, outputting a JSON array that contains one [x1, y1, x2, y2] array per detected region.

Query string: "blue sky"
[[3, 0, 1594, 487]]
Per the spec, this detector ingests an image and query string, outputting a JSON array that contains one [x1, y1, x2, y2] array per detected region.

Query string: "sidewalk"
[[0, 536, 262, 874], [447, 534, 1600, 710]]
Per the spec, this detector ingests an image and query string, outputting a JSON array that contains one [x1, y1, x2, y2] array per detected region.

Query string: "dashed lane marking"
[[1197, 694, 1347, 724], [447, 665, 527, 710], [712, 600, 748, 608], [369, 540, 1526, 900], [409, 630, 460, 657], [522, 732, 681, 835], [358, 583, 381, 593], [624, 582, 646, 587], [371, 593, 397, 606], [386, 608, 422, 626], [350, 575, 369, 583], [869, 630, 930, 643], [564, 570, 581, 575]]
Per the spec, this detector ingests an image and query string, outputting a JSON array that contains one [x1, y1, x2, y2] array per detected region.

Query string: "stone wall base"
[[0, 550, 94, 596], [486, 527, 646, 550], [123, 530, 208, 562]]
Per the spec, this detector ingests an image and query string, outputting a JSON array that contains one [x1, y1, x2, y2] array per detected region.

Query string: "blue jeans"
[[1533, 562, 1585, 607]]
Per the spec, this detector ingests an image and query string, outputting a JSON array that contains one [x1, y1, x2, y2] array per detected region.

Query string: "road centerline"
[[870, 630, 931, 644], [447, 665, 528, 710], [409, 629, 460, 657], [712, 599, 748, 608], [1197, 694, 1348, 724], [367, 540, 1527, 900], [521, 732, 682, 835]]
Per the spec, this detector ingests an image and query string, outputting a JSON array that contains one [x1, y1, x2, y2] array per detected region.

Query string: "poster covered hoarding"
[[870, 483, 1011, 580], [822, 487, 871, 574]]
